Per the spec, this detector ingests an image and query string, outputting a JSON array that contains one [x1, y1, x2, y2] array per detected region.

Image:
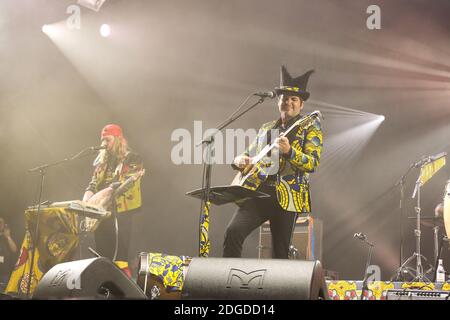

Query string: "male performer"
[[82, 124, 144, 277], [223, 66, 323, 259]]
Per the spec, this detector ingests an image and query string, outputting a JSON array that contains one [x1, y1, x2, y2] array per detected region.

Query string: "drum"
[[136, 252, 191, 300], [443, 180, 450, 238]]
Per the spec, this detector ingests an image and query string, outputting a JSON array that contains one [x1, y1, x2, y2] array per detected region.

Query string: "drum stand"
[[395, 179, 433, 282]]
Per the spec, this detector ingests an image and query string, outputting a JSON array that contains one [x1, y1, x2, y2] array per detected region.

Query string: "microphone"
[[254, 91, 276, 99], [354, 232, 367, 241], [90, 140, 108, 151]]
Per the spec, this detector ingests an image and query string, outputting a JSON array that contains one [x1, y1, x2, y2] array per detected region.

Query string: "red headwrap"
[[101, 124, 123, 139]]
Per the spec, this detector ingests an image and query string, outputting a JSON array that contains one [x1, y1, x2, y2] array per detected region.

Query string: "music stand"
[[397, 153, 446, 282], [187, 185, 269, 257], [193, 93, 272, 257], [186, 185, 269, 206]]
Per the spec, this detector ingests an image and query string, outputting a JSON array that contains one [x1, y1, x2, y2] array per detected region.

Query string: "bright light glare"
[[42, 25, 50, 34], [100, 24, 111, 38]]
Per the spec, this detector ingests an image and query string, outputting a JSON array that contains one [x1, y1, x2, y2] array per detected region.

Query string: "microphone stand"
[[360, 237, 375, 300], [391, 163, 415, 281], [196, 94, 270, 257], [25, 146, 101, 298]]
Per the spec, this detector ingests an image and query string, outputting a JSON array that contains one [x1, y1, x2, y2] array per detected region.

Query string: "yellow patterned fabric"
[[146, 253, 190, 292], [364, 281, 395, 300], [401, 282, 435, 290], [326, 280, 447, 300], [5, 207, 78, 296], [116, 176, 142, 213], [328, 281, 359, 300], [240, 115, 323, 213], [199, 201, 211, 257], [4, 231, 43, 296], [87, 151, 143, 213]]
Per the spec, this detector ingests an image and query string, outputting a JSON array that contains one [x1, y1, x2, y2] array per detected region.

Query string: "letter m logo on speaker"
[[49, 269, 81, 290], [226, 268, 267, 290]]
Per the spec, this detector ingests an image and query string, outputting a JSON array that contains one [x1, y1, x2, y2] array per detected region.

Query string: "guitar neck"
[[251, 113, 316, 164], [114, 174, 142, 198]]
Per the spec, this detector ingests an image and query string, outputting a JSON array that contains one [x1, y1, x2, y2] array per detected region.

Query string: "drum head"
[[444, 184, 450, 237]]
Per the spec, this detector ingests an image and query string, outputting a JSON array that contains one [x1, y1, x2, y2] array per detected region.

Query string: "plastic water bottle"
[[436, 259, 446, 283]]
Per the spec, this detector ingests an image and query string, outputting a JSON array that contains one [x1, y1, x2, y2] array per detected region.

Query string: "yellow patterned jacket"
[[237, 114, 323, 213], [86, 151, 143, 213]]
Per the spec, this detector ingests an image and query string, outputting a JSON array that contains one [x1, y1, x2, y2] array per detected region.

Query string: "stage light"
[[42, 24, 50, 34], [77, 0, 106, 12], [99, 24, 111, 38], [379, 115, 385, 122]]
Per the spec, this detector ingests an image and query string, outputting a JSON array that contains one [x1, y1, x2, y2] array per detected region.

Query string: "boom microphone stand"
[[391, 164, 414, 281], [196, 93, 273, 257]]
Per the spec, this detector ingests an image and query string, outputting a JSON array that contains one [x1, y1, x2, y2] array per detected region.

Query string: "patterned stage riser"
[[327, 281, 450, 300]]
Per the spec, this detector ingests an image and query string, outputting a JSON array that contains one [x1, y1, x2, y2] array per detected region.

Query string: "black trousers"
[[223, 186, 298, 259], [95, 212, 133, 262]]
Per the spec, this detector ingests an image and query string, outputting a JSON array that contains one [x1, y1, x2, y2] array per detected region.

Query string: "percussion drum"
[[136, 252, 191, 300], [443, 180, 450, 238]]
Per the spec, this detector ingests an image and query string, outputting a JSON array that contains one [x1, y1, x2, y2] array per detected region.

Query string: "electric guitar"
[[231, 111, 321, 190]]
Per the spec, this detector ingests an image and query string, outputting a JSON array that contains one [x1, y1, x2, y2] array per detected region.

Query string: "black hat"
[[274, 65, 314, 101]]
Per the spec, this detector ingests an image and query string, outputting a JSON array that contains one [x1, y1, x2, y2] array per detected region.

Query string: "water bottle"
[[436, 259, 446, 283]]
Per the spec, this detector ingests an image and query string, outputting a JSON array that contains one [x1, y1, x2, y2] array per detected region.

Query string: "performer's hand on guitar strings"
[[275, 137, 291, 155], [233, 155, 252, 170]]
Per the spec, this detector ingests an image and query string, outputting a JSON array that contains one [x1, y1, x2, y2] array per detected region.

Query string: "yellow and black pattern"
[[327, 280, 446, 300], [146, 253, 190, 292], [199, 201, 211, 257], [401, 282, 435, 290], [240, 161, 273, 191], [5, 207, 79, 296], [288, 118, 322, 173], [87, 151, 143, 213], [276, 181, 290, 209], [240, 116, 322, 213], [291, 183, 310, 212]]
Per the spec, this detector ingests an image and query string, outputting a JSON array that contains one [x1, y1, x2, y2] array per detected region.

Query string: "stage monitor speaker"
[[181, 258, 329, 300], [33, 257, 147, 299]]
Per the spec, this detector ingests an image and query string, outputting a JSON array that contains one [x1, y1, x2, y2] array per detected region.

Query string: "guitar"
[[443, 180, 450, 238], [231, 111, 321, 190], [81, 169, 145, 232], [86, 169, 145, 211]]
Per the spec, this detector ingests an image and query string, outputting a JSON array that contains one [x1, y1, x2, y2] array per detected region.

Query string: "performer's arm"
[[280, 118, 323, 173], [83, 167, 98, 201], [231, 129, 260, 170], [83, 169, 99, 201], [3, 225, 17, 254], [117, 152, 144, 193]]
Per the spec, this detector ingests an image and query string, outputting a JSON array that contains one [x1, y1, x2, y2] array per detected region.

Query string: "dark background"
[[1, 0, 450, 280]]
